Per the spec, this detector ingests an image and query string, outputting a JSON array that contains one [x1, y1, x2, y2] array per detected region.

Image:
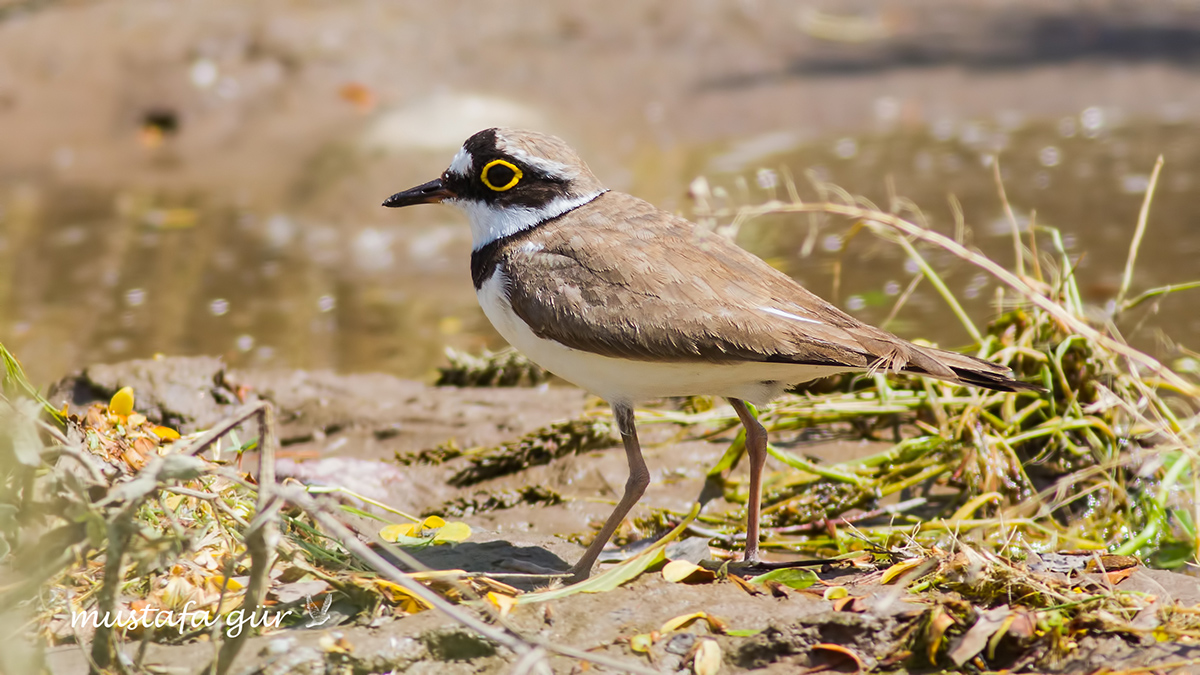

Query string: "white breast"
[[476, 269, 851, 407]]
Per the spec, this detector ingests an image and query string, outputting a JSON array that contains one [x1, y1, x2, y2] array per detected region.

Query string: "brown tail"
[[903, 345, 1044, 393], [832, 322, 1043, 393]]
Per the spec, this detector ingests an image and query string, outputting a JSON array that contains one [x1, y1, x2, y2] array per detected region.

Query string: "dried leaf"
[[486, 591, 517, 618], [661, 611, 708, 634], [823, 586, 849, 601], [832, 596, 867, 613], [988, 610, 1036, 658], [728, 574, 763, 596], [373, 579, 433, 612], [152, 425, 181, 440], [121, 438, 153, 470], [380, 523, 418, 541], [705, 614, 730, 634], [629, 633, 654, 653], [1105, 566, 1138, 585], [133, 435, 158, 457], [694, 638, 721, 675], [926, 606, 956, 665], [764, 580, 790, 598], [1086, 555, 1139, 572], [318, 633, 353, 654], [881, 557, 928, 585], [210, 575, 245, 592], [948, 605, 1011, 666], [109, 387, 135, 416], [810, 643, 865, 674], [432, 521, 472, 544], [663, 560, 715, 584]]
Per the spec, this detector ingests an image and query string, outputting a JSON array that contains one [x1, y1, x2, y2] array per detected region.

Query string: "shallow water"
[[5, 116, 1197, 387], [2, 1, 1200, 386]]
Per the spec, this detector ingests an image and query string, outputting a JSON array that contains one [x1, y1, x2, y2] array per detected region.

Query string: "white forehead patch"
[[448, 147, 473, 177]]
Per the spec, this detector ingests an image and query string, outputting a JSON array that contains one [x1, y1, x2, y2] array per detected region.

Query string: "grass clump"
[[643, 157, 1200, 569], [436, 346, 550, 387]]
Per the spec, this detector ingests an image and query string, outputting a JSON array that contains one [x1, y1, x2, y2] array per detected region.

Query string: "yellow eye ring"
[[481, 159, 522, 191]]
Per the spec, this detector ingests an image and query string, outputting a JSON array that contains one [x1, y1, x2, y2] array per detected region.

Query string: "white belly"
[[477, 271, 851, 407]]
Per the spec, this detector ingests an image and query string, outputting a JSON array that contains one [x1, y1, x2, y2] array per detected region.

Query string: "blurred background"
[[2, 0, 1198, 387]]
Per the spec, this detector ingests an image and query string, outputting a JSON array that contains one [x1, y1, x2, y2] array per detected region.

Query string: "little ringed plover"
[[384, 128, 1040, 581]]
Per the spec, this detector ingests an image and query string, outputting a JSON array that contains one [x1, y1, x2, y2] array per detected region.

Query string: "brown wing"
[[495, 191, 1035, 391]]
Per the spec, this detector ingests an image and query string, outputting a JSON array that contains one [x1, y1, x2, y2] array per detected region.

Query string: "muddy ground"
[[29, 357, 1200, 674]]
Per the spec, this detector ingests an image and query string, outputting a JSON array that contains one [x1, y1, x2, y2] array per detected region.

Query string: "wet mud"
[[35, 357, 1200, 674]]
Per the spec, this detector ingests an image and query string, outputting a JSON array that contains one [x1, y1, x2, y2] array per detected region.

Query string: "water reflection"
[[2, 117, 1198, 385]]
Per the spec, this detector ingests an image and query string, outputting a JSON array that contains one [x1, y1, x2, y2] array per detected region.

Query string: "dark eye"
[[480, 159, 522, 191]]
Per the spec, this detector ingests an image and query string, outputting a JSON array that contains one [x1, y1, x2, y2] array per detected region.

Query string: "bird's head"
[[383, 128, 607, 248]]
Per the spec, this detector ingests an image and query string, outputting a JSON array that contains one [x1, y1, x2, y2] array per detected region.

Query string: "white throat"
[[451, 190, 606, 250]]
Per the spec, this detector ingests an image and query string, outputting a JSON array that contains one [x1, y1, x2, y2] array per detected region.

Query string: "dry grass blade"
[[1116, 155, 1165, 308], [993, 157, 1025, 279]]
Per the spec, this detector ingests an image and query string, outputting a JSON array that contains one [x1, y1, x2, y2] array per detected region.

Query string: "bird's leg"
[[569, 402, 649, 582], [729, 398, 767, 563]]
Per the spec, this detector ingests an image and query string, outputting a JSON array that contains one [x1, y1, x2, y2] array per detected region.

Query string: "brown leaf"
[[663, 560, 716, 584], [121, 442, 148, 470], [832, 596, 867, 613], [660, 612, 707, 634], [948, 605, 1011, 666], [728, 574, 763, 596], [926, 606, 956, 665], [764, 580, 791, 598], [1105, 566, 1138, 585], [1086, 555, 1140, 572], [881, 557, 928, 585], [1003, 610, 1036, 640], [808, 643, 865, 674], [133, 435, 158, 456]]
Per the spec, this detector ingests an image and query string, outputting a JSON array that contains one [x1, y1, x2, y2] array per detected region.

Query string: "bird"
[[383, 128, 1040, 581]]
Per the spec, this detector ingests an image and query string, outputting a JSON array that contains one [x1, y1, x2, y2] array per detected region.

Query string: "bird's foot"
[[566, 562, 593, 585]]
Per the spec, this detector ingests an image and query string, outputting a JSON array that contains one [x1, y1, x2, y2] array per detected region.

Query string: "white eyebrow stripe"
[[503, 146, 576, 180], [448, 148, 473, 177], [759, 306, 823, 325]]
